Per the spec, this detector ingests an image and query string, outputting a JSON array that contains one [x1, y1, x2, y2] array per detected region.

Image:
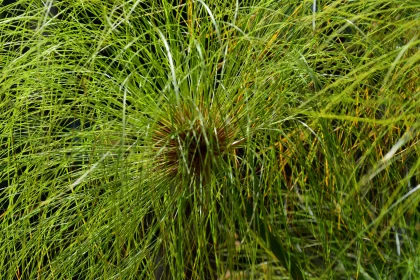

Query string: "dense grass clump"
[[1, 0, 419, 279]]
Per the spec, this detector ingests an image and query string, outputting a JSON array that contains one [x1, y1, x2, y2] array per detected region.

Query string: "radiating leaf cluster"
[[1, 0, 419, 279]]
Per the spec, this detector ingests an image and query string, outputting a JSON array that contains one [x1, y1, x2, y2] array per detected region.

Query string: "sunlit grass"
[[1, 0, 419, 279]]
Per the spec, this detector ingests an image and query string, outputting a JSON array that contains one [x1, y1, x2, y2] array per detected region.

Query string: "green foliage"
[[1, 0, 419, 279]]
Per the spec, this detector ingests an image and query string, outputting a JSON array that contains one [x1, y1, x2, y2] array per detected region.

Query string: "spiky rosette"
[[152, 103, 243, 184]]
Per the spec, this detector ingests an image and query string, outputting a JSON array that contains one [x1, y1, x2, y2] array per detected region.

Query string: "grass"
[[1, 0, 419, 279]]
